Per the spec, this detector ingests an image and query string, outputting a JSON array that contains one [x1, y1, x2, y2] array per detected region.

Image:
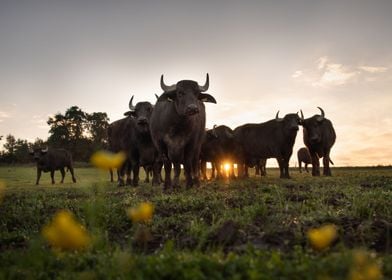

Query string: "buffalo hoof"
[[72, 178, 77, 183]]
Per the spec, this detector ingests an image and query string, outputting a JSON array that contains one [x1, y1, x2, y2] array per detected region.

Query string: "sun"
[[223, 163, 231, 172]]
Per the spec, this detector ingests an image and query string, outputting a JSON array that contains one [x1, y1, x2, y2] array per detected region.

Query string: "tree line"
[[0, 106, 109, 164]]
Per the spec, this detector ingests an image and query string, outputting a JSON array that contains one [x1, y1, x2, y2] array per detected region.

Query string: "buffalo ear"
[[199, 93, 216, 103], [159, 91, 176, 102], [124, 111, 137, 117]]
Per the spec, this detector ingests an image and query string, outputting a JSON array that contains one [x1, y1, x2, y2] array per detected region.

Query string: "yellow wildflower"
[[349, 250, 383, 280], [42, 210, 91, 251], [307, 224, 337, 251], [90, 150, 126, 170], [127, 202, 154, 223]]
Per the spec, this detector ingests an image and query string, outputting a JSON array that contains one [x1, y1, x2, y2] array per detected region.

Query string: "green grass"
[[0, 166, 391, 279]]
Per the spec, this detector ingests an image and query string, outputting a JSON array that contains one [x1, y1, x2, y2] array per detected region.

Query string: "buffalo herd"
[[30, 74, 336, 188]]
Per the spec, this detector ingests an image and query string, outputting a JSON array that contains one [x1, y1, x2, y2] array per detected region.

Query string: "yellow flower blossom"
[[0, 181, 5, 203], [127, 202, 154, 223], [349, 250, 383, 280], [307, 224, 337, 251], [90, 150, 126, 170], [42, 210, 91, 251]]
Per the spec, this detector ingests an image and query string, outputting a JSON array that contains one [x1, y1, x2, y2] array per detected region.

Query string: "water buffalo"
[[150, 74, 217, 189], [108, 96, 160, 186], [200, 125, 236, 180], [300, 107, 336, 176], [297, 147, 312, 173], [234, 111, 301, 179], [29, 147, 76, 185]]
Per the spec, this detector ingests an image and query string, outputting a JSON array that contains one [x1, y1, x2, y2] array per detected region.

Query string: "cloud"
[[359, 66, 388, 73], [317, 56, 328, 70], [316, 63, 357, 86], [0, 111, 10, 119], [291, 57, 390, 88], [291, 70, 303, 78]]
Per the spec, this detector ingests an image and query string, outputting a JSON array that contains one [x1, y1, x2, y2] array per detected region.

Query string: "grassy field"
[[0, 166, 391, 279]]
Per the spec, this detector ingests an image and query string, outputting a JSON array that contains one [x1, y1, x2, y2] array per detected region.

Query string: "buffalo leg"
[[200, 160, 207, 181], [191, 155, 200, 187], [118, 163, 126, 186], [69, 166, 77, 183], [255, 165, 260, 176], [109, 168, 114, 182], [144, 166, 150, 183], [132, 164, 140, 187], [230, 163, 236, 179], [299, 161, 302, 173], [50, 170, 55, 184], [244, 165, 249, 178], [284, 158, 291, 179], [277, 158, 285, 178], [60, 168, 65, 183], [311, 153, 320, 176], [163, 159, 172, 190], [305, 163, 309, 173], [323, 152, 332, 176], [152, 160, 161, 186], [36, 168, 42, 185], [173, 163, 181, 189], [211, 162, 216, 179]]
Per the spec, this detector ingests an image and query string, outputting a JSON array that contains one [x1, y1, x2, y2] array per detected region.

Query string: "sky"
[[0, 0, 391, 166]]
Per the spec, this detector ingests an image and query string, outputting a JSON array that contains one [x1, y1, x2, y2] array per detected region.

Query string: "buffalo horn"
[[199, 73, 209, 92], [275, 110, 284, 122], [300, 110, 305, 120], [129, 95, 135, 111], [160, 75, 176, 92], [41, 147, 48, 153], [317, 107, 325, 118]]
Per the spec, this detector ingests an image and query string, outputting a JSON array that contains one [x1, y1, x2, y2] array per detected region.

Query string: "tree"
[[3, 134, 16, 156], [65, 106, 87, 141], [47, 113, 70, 148], [86, 112, 110, 148]]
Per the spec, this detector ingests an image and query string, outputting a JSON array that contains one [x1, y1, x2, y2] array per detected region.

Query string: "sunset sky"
[[0, 0, 391, 166]]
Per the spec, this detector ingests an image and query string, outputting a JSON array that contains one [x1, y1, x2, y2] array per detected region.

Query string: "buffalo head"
[[300, 107, 326, 144], [124, 96, 154, 132], [159, 74, 216, 116], [276, 111, 301, 132], [29, 147, 48, 162]]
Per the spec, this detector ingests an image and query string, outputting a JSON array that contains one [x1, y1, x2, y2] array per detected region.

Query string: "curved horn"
[[199, 73, 209, 92], [275, 110, 280, 119], [317, 107, 325, 118], [300, 110, 305, 120], [212, 124, 218, 138], [160, 75, 176, 92], [129, 95, 135, 111], [155, 94, 159, 100], [42, 147, 48, 153]]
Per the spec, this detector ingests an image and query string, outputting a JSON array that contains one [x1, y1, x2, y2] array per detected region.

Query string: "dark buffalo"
[[200, 125, 236, 180], [29, 147, 76, 185], [234, 111, 301, 179], [150, 74, 216, 189], [300, 107, 336, 176], [297, 147, 312, 173], [108, 96, 160, 186]]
